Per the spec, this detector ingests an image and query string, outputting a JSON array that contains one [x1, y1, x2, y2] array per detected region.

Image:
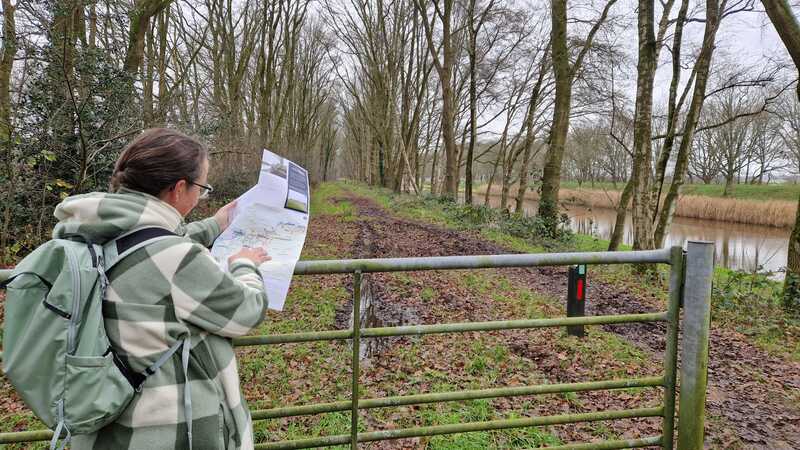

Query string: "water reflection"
[[481, 195, 790, 277]]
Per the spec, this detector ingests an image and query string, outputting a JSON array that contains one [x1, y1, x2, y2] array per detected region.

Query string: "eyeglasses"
[[188, 181, 213, 199]]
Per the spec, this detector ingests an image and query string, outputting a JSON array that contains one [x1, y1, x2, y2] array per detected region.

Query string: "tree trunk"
[[537, 0, 570, 235], [608, 179, 633, 251], [124, 0, 172, 74], [0, 0, 16, 261], [514, 138, 534, 214], [464, 1, 478, 204], [500, 163, 512, 211], [484, 148, 502, 206], [515, 49, 549, 214], [143, 21, 155, 124], [723, 173, 734, 197], [0, 0, 15, 143], [156, 8, 169, 124], [538, 0, 615, 234], [417, 0, 458, 199], [652, 0, 688, 210], [630, 0, 658, 252], [430, 142, 440, 195], [88, 3, 97, 49]]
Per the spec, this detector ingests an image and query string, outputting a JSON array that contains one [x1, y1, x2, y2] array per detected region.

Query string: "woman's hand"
[[214, 200, 238, 232], [229, 247, 271, 266]]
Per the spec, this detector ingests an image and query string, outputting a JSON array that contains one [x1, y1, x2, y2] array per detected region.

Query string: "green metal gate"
[[0, 242, 714, 449]]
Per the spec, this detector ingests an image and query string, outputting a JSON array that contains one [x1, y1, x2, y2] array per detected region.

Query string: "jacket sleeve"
[[184, 217, 221, 248], [170, 242, 268, 337]]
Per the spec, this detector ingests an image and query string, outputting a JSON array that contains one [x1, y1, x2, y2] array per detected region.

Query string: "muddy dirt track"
[[330, 192, 800, 449]]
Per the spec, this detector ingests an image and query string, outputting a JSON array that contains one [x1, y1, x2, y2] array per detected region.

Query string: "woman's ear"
[[160, 179, 188, 208], [173, 179, 188, 195]]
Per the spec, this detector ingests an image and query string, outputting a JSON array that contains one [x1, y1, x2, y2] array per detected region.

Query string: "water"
[[482, 195, 791, 277]]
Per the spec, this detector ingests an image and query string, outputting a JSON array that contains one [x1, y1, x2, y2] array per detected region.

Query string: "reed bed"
[[475, 185, 797, 229]]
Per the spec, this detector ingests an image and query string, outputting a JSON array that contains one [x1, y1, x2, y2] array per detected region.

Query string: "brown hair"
[[110, 128, 208, 196]]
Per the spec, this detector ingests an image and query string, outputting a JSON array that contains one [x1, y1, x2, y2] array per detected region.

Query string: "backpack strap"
[[97, 227, 180, 391], [111, 338, 184, 392], [49, 399, 71, 450], [98, 227, 194, 447], [102, 227, 177, 272]]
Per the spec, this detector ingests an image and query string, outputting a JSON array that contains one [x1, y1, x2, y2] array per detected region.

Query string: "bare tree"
[[415, 0, 460, 199], [689, 129, 723, 184], [776, 88, 800, 175], [747, 112, 785, 183], [537, 0, 618, 235]]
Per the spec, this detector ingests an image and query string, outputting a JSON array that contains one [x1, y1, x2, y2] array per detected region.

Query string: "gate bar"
[[292, 249, 674, 274], [250, 376, 664, 420], [231, 312, 667, 347], [254, 407, 664, 450], [0, 249, 674, 284]]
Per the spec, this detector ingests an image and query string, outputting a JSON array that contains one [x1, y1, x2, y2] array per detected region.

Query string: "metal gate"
[[0, 242, 714, 449]]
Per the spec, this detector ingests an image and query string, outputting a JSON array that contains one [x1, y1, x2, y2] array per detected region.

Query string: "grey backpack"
[[1, 228, 183, 449]]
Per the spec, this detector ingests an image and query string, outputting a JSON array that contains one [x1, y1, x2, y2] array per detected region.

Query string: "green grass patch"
[[711, 268, 800, 361], [681, 183, 800, 201], [420, 400, 562, 449], [311, 183, 355, 217], [345, 182, 572, 250]]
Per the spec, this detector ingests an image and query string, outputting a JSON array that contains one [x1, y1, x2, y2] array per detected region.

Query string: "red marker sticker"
[[576, 278, 584, 301]]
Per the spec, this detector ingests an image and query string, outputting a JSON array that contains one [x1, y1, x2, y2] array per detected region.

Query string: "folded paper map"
[[211, 149, 310, 310]]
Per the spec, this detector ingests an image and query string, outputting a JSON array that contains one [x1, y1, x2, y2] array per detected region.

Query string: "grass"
[[681, 183, 800, 201], [310, 182, 356, 218], [346, 182, 568, 250]]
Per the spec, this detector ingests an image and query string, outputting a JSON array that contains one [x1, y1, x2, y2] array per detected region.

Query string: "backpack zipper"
[[63, 244, 81, 355]]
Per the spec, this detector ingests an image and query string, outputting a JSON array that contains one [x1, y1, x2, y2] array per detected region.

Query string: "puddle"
[[336, 274, 420, 360]]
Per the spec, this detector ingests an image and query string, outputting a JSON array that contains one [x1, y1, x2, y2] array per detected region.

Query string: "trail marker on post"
[[567, 264, 587, 337]]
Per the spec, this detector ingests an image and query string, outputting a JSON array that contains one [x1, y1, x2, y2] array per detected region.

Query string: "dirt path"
[[333, 192, 800, 449]]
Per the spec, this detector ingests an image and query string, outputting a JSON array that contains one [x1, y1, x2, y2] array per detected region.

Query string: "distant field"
[[557, 181, 800, 202]]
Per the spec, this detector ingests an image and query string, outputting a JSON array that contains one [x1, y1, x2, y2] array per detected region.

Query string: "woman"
[[54, 128, 269, 449]]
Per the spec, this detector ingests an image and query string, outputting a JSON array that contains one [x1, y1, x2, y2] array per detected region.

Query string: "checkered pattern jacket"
[[52, 188, 267, 450]]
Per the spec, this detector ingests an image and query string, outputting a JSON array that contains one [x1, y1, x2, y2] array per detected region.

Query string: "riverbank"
[[475, 184, 798, 229]]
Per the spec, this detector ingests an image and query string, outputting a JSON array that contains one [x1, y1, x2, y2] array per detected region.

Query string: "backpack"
[[1, 227, 182, 449]]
